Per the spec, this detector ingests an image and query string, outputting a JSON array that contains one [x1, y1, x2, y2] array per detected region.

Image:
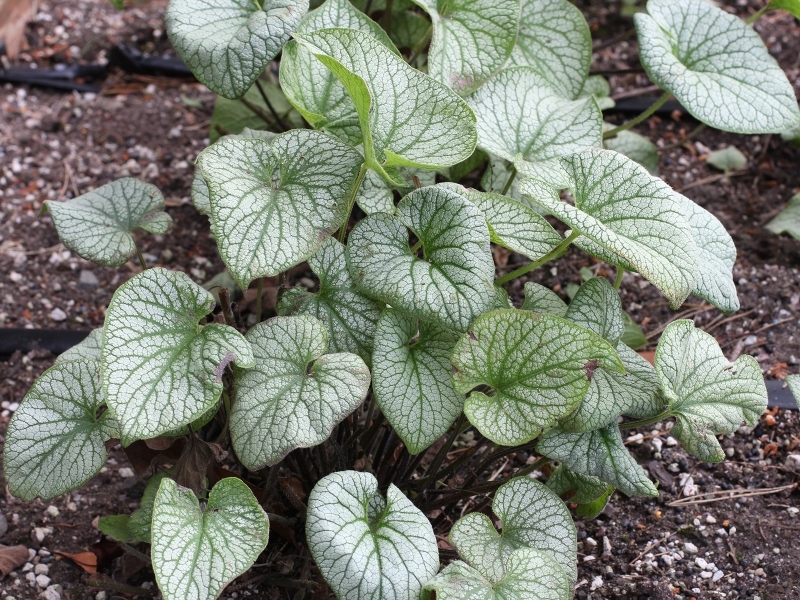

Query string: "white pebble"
[[35, 574, 51, 588], [652, 438, 663, 452], [26, 572, 36, 584], [45, 506, 59, 518], [695, 557, 708, 569], [583, 555, 596, 562], [665, 436, 679, 447], [705, 515, 716, 524], [118, 467, 135, 478], [34, 564, 48, 575], [700, 571, 713, 579], [96, 592, 108, 600], [40, 586, 61, 600], [773, 547, 781, 554], [585, 537, 597, 547], [590, 575, 604, 591], [22, 562, 34, 572], [49, 308, 67, 322], [684, 542, 698, 554], [712, 571, 724, 583]]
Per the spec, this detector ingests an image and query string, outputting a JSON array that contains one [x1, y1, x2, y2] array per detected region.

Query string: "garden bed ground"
[[1, 0, 799, 598]]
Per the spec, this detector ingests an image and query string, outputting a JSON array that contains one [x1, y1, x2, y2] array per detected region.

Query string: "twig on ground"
[[666, 483, 797, 506]]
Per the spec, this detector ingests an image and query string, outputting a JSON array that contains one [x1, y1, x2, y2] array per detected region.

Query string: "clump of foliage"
[[5, 0, 799, 598]]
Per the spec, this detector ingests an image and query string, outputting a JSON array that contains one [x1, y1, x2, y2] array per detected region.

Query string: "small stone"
[[9, 271, 23, 283], [662, 555, 674, 567], [772, 547, 780, 554], [78, 270, 99, 289], [784, 454, 800, 474], [45, 506, 59, 518], [118, 467, 135, 478], [743, 335, 758, 345], [26, 572, 36, 584], [34, 564, 48, 575], [700, 571, 713, 579], [652, 438, 663, 453], [705, 515, 716, 524], [695, 557, 708, 569], [32, 527, 48, 543], [35, 574, 50, 588], [754, 568, 765, 576], [712, 571, 724, 583], [590, 576, 604, 591], [23, 562, 34, 572], [583, 555, 596, 562], [39, 586, 61, 600], [96, 592, 108, 600], [684, 542, 698, 554], [585, 537, 597, 548], [49, 308, 67, 322], [665, 436, 679, 447], [788, 507, 799, 517]]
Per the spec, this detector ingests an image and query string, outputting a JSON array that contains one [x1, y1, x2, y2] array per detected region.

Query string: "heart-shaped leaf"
[[521, 149, 697, 309], [423, 549, 572, 600], [451, 309, 623, 446], [197, 130, 363, 289], [165, 0, 307, 99], [4, 360, 117, 500], [280, 0, 397, 146], [100, 471, 170, 543], [507, 0, 592, 100], [102, 268, 254, 445], [537, 423, 658, 497], [151, 477, 269, 600], [655, 320, 767, 462], [603, 127, 658, 175], [307, 471, 439, 600], [450, 477, 577, 583], [766, 193, 800, 241], [347, 185, 496, 332], [411, 0, 520, 95], [54, 328, 103, 365], [675, 193, 739, 313], [467, 67, 602, 184], [277, 238, 384, 365], [635, 0, 800, 133], [230, 315, 370, 469], [44, 178, 171, 267], [442, 183, 562, 262], [580, 76, 615, 110], [294, 28, 477, 179], [372, 309, 464, 454]]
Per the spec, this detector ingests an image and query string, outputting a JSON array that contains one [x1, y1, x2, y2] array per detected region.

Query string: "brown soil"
[[1, 1, 799, 599]]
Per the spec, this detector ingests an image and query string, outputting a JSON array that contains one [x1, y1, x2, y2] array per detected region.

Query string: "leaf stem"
[[407, 26, 433, 64], [255, 278, 264, 324], [383, 0, 394, 38], [618, 410, 673, 431], [603, 91, 672, 139], [614, 267, 625, 291], [495, 231, 582, 286], [415, 414, 468, 501], [254, 78, 288, 132], [86, 579, 154, 597], [500, 165, 517, 196], [409, 239, 423, 255], [218, 287, 236, 326], [338, 162, 369, 243], [746, 4, 770, 24], [134, 244, 148, 270], [660, 123, 708, 151]]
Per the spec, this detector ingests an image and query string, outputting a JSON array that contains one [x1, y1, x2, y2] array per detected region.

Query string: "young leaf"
[[507, 0, 591, 99], [450, 477, 577, 583], [151, 478, 269, 600], [451, 310, 624, 446], [44, 178, 171, 267], [4, 360, 117, 500], [280, 0, 397, 146], [102, 268, 255, 445], [391, 9, 431, 50], [579, 76, 615, 110], [355, 168, 436, 215], [293, 28, 477, 179], [546, 465, 610, 506], [765, 193, 800, 241], [197, 131, 363, 289], [411, 0, 520, 95], [521, 149, 697, 309], [442, 183, 562, 262], [100, 471, 170, 543], [230, 315, 370, 469], [423, 549, 572, 600], [165, 0, 308, 99], [521, 282, 568, 317], [655, 320, 767, 462], [54, 328, 103, 365], [347, 185, 496, 332], [635, 0, 800, 133], [621, 311, 647, 350], [277, 238, 384, 365], [603, 127, 658, 175], [705, 146, 747, 173], [537, 423, 658, 497], [467, 67, 602, 187], [372, 309, 464, 454], [675, 193, 739, 313], [208, 83, 303, 144], [768, 0, 800, 18], [307, 471, 439, 600]]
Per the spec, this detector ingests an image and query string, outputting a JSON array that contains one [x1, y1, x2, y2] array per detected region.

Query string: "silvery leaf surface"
[[521, 282, 567, 317], [450, 477, 577, 583], [166, 0, 307, 99], [54, 328, 103, 365], [307, 471, 439, 600], [347, 185, 496, 332], [521, 149, 697, 309], [635, 0, 800, 133], [294, 28, 477, 178], [280, 0, 397, 146], [102, 268, 254, 445], [4, 360, 117, 500], [277, 238, 384, 365], [412, 0, 520, 95], [655, 320, 767, 462], [44, 178, 171, 266], [507, 0, 591, 99], [372, 309, 464, 454], [230, 315, 370, 469], [603, 127, 658, 175], [197, 131, 363, 289], [151, 478, 269, 600], [537, 423, 658, 497], [451, 309, 623, 446]]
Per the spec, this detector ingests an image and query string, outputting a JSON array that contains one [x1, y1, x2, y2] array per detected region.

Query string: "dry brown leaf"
[[0, 545, 30, 578], [55, 550, 98, 574], [0, 0, 39, 60]]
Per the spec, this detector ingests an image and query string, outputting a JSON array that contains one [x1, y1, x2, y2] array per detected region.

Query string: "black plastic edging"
[[1, 329, 796, 410]]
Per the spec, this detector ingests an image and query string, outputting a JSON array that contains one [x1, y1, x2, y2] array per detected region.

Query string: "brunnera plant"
[[4, 0, 797, 598]]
